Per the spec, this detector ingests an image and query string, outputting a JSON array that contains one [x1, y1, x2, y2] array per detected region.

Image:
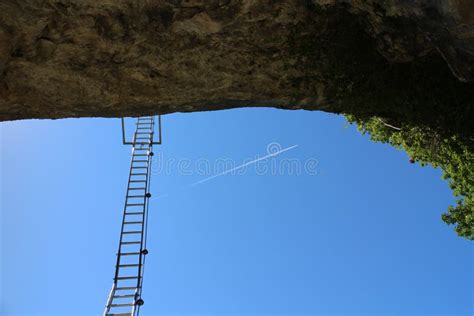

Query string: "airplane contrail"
[[188, 144, 299, 187], [150, 144, 299, 201]]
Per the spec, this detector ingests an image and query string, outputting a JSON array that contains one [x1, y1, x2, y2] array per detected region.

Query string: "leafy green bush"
[[346, 115, 473, 240]]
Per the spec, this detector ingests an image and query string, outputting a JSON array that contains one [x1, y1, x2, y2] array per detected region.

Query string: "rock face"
[[0, 0, 473, 133]]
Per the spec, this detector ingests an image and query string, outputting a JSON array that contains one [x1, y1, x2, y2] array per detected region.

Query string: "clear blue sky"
[[1, 109, 472, 316]]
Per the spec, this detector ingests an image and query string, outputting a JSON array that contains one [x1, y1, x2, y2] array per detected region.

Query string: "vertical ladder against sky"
[[104, 116, 162, 316]]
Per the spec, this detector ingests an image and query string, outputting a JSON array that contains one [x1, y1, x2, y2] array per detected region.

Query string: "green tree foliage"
[[346, 115, 474, 240]]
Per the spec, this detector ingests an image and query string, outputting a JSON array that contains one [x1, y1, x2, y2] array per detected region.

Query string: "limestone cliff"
[[0, 0, 473, 135]]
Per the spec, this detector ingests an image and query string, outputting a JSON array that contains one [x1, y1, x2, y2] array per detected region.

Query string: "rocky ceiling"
[[0, 0, 473, 134]]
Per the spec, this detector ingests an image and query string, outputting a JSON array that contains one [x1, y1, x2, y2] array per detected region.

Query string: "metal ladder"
[[104, 116, 161, 316]]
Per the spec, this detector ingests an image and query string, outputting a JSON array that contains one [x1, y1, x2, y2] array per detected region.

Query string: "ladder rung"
[[131, 167, 147, 169], [110, 303, 135, 307], [118, 263, 141, 267], [113, 294, 136, 298], [105, 313, 133, 316], [116, 286, 139, 290], [129, 180, 146, 183], [132, 160, 148, 163], [124, 221, 143, 225], [135, 137, 150, 139], [116, 276, 141, 280], [120, 241, 141, 245], [120, 252, 141, 255], [128, 187, 146, 190], [122, 231, 142, 235], [130, 173, 147, 176], [125, 212, 144, 215], [125, 203, 145, 206], [127, 195, 145, 198]]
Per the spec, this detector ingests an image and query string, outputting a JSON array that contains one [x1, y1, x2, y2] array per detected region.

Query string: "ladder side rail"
[[110, 118, 142, 311], [132, 118, 153, 315], [132, 142, 148, 310], [135, 118, 155, 316], [104, 283, 116, 315]]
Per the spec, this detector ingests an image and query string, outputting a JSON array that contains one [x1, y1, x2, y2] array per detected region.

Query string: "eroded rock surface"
[[0, 0, 473, 134]]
